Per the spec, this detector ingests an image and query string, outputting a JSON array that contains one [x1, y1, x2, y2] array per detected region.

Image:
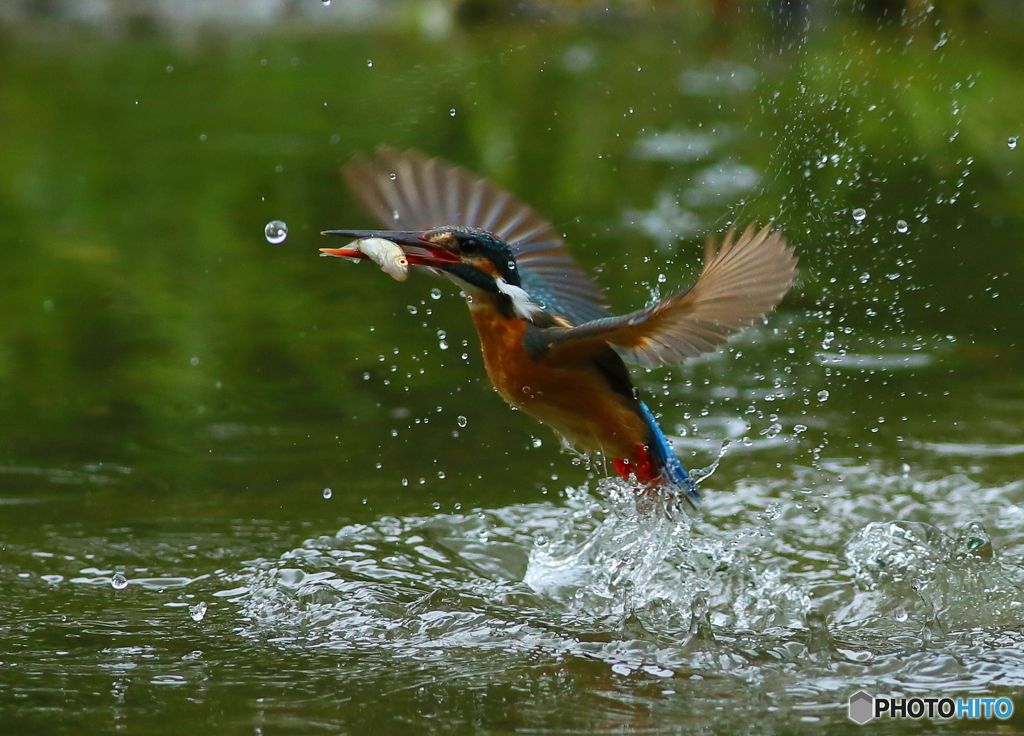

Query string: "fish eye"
[[460, 237, 480, 254]]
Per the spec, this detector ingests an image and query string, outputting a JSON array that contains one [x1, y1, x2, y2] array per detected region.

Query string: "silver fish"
[[354, 237, 409, 282], [321, 237, 409, 281]]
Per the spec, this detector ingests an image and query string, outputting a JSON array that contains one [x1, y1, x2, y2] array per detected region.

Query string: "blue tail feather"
[[638, 401, 699, 502]]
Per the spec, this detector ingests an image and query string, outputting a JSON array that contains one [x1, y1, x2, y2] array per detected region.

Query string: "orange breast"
[[469, 303, 646, 459]]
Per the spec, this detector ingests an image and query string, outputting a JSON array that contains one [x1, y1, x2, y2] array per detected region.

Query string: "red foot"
[[613, 445, 657, 484]]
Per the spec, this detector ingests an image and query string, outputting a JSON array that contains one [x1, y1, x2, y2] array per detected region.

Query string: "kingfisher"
[[321, 149, 797, 504]]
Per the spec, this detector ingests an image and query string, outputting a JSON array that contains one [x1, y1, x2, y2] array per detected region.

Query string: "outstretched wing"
[[342, 148, 609, 325], [533, 224, 798, 368]]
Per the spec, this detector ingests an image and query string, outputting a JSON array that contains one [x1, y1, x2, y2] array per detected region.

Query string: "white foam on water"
[[222, 465, 1024, 711]]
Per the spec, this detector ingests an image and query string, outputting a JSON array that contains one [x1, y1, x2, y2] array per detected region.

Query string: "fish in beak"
[[320, 230, 460, 281]]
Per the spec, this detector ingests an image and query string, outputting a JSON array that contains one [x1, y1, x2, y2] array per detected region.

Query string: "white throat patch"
[[496, 278, 542, 319]]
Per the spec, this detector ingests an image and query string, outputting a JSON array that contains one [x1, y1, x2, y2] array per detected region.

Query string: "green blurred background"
[[2, 0, 1021, 521]]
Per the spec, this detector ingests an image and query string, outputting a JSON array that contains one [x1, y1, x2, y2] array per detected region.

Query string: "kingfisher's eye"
[[460, 238, 480, 254]]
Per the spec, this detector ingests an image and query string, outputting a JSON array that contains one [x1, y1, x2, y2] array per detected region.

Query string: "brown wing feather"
[[342, 148, 609, 325], [539, 224, 798, 368]]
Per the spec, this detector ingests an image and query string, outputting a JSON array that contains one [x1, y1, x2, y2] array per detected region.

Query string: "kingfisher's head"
[[413, 227, 522, 290], [321, 226, 540, 316]]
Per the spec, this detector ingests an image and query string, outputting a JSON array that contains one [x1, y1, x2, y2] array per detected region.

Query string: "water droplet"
[[322, 487, 333, 499], [762, 423, 782, 439], [406, 305, 418, 315], [111, 572, 128, 590], [437, 471, 446, 479], [686, 594, 716, 645], [532, 438, 543, 448], [190, 356, 199, 366], [449, 108, 457, 117], [432, 501, 441, 510], [438, 340, 448, 350], [189, 601, 208, 622], [457, 416, 467, 428], [430, 288, 442, 300], [896, 219, 909, 234], [1009, 136, 1018, 150], [817, 390, 830, 402], [852, 207, 867, 222], [264, 220, 288, 244], [366, 59, 373, 68]]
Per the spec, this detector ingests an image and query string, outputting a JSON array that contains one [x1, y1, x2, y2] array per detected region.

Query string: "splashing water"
[[222, 466, 1024, 727], [523, 480, 809, 629], [189, 600, 208, 622]]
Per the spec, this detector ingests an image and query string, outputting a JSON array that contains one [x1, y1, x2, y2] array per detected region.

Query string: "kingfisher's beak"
[[319, 230, 460, 268]]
